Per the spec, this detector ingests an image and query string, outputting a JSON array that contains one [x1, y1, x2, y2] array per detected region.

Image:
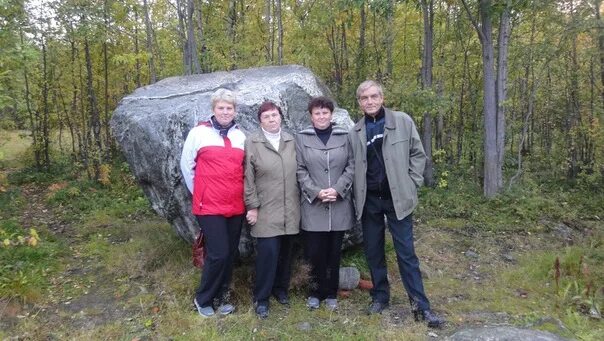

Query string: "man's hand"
[[246, 208, 258, 225]]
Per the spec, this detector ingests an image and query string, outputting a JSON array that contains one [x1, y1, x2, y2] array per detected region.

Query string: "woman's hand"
[[318, 188, 338, 202], [246, 208, 258, 225]]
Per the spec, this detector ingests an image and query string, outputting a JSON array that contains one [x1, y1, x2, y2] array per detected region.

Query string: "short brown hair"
[[307, 96, 334, 114], [257, 101, 283, 121]]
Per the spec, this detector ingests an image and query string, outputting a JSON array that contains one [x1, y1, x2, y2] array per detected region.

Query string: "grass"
[[0, 130, 31, 169], [1, 136, 603, 340], [0, 218, 67, 303]]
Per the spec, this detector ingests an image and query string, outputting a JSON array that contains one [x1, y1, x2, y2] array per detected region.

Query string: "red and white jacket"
[[180, 121, 246, 216]]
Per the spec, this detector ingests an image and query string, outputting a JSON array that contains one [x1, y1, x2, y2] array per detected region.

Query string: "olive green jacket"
[[244, 130, 300, 238], [349, 108, 426, 221]]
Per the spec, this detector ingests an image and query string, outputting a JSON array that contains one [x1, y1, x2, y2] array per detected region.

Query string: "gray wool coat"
[[295, 125, 355, 232], [244, 130, 300, 238]]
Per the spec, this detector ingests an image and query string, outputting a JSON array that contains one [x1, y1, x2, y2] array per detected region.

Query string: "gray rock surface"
[[339, 267, 360, 290], [110, 65, 361, 256], [446, 326, 569, 341]]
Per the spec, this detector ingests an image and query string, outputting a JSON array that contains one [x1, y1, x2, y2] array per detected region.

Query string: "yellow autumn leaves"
[[1, 228, 40, 248]]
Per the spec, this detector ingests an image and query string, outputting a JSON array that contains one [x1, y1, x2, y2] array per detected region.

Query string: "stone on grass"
[[464, 250, 479, 259], [339, 267, 360, 290], [297, 321, 312, 331], [111, 65, 361, 256], [446, 326, 569, 341]]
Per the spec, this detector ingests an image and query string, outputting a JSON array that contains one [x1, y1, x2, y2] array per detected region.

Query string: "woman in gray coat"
[[244, 101, 300, 319], [295, 96, 354, 311]]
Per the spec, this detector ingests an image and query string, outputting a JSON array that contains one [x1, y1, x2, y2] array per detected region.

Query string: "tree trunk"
[[195, 0, 208, 72], [595, 0, 604, 106], [496, 2, 511, 188], [142, 0, 157, 83], [385, 0, 394, 78], [187, 0, 201, 74], [420, 0, 435, 187], [276, 0, 283, 65], [41, 42, 51, 170], [103, 0, 112, 161], [84, 38, 102, 180], [567, 0, 580, 179], [356, 1, 366, 83], [265, 0, 273, 63], [227, 0, 237, 69], [134, 4, 141, 88], [462, 0, 505, 197]]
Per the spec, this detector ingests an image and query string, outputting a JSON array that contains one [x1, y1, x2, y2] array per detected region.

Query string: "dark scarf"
[[210, 116, 235, 137]]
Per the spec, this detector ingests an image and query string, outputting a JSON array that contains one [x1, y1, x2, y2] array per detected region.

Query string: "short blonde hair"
[[211, 89, 237, 109], [356, 80, 383, 99]]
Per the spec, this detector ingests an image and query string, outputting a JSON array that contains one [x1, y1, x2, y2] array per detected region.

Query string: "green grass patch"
[[0, 187, 25, 219], [0, 130, 31, 169], [417, 170, 604, 232], [0, 219, 67, 302], [500, 245, 604, 340]]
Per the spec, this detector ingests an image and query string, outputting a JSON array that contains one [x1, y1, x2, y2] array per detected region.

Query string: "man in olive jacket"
[[349, 80, 445, 328]]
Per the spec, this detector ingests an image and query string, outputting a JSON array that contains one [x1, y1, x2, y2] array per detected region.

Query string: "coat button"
[[324, 169, 328, 173], [325, 206, 329, 210]]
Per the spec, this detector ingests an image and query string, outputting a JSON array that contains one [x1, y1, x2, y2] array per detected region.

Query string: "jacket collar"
[[354, 107, 395, 131], [250, 129, 294, 142], [299, 124, 348, 135]]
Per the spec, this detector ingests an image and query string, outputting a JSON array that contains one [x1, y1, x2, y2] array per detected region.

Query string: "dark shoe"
[[367, 301, 389, 315], [255, 304, 269, 319], [273, 293, 290, 305], [414, 309, 445, 328]]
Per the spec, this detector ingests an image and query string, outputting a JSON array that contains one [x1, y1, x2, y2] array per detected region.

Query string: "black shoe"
[[255, 304, 269, 319], [414, 309, 445, 328], [273, 293, 290, 305], [367, 301, 389, 315]]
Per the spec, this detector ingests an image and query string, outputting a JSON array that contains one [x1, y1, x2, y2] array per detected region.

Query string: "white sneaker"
[[217, 303, 235, 315], [306, 296, 320, 310], [194, 298, 215, 317], [324, 298, 338, 311]]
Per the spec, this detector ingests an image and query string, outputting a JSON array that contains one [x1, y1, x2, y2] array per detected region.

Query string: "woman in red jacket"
[[180, 88, 246, 317]]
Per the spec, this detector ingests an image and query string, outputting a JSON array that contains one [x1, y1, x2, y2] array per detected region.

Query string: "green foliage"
[[0, 219, 66, 302], [0, 187, 25, 218], [417, 168, 604, 232], [45, 162, 151, 220], [7, 153, 76, 185], [502, 244, 604, 339]]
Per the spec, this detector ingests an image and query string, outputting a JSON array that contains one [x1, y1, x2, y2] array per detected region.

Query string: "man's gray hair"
[[356, 80, 383, 99], [211, 88, 237, 109]]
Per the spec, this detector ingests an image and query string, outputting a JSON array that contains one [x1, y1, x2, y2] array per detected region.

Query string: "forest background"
[[0, 0, 603, 339]]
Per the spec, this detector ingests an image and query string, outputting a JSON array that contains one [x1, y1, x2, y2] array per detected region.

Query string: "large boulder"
[[446, 326, 569, 341], [110, 65, 362, 256]]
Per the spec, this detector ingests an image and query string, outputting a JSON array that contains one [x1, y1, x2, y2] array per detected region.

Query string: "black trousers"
[[253, 234, 295, 306], [304, 230, 345, 300], [195, 214, 243, 308], [361, 193, 430, 311]]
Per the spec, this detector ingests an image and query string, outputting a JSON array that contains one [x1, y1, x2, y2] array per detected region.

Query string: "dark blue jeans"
[[361, 194, 430, 311], [254, 234, 295, 306], [195, 214, 243, 308]]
